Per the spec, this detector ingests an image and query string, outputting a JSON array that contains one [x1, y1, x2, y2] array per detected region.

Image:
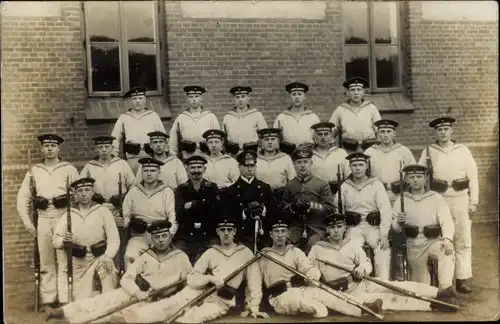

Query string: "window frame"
[[83, 1, 162, 98], [342, 1, 404, 93]]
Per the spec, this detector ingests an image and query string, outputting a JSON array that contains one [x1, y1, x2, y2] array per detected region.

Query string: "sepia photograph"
[[1, 0, 498, 323]]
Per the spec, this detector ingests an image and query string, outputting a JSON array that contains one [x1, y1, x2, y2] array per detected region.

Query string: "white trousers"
[[38, 217, 68, 304], [408, 240, 455, 289], [119, 286, 233, 324], [269, 287, 329, 318], [443, 195, 472, 279], [346, 223, 391, 280]]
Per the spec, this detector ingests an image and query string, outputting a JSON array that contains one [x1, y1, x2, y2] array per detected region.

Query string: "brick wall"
[[2, 0, 498, 270]]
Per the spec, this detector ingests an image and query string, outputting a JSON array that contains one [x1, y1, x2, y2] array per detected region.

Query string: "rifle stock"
[[118, 173, 126, 277], [121, 123, 127, 161], [176, 122, 183, 159], [66, 176, 74, 302], [337, 164, 343, 213], [399, 161, 409, 281], [425, 134, 433, 187], [28, 150, 40, 312]]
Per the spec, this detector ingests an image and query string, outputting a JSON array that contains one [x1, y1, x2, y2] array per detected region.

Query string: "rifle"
[[398, 161, 410, 281], [315, 258, 459, 311], [65, 175, 74, 302], [164, 254, 262, 324], [337, 164, 343, 213], [260, 252, 383, 320], [117, 173, 126, 277], [83, 278, 186, 324], [425, 133, 433, 188], [28, 150, 40, 312], [121, 122, 127, 161], [176, 122, 183, 160]]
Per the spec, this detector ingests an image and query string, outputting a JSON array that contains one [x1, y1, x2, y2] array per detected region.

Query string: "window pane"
[[124, 1, 156, 43], [90, 43, 121, 92], [342, 2, 368, 44], [128, 43, 158, 91], [375, 46, 400, 88], [372, 2, 399, 44], [344, 46, 370, 85], [86, 2, 119, 42]]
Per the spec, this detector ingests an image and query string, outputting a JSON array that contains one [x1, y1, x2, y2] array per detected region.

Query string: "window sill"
[[84, 96, 172, 122], [364, 92, 415, 113]]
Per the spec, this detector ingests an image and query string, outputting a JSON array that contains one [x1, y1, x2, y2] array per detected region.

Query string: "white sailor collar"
[[312, 146, 343, 159], [124, 109, 154, 120], [257, 152, 288, 162], [206, 153, 233, 163], [135, 181, 170, 197], [70, 203, 103, 219], [282, 109, 315, 118], [316, 237, 352, 251], [33, 161, 72, 173], [226, 107, 259, 118], [261, 244, 296, 256], [403, 190, 438, 202], [429, 140, 463, 154], [88, 156, 122, 168], [369, 142, 402, 153], [339, 100, 374, 111], [156, 155, 177, 165], [344, 176, 378, 191], [210, 244, 248, 257], [180, 109, 213, 119], [145, 247, 183, 262]]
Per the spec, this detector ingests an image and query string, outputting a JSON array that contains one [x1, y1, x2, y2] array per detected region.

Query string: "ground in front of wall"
[[4, 222, 499, 324]]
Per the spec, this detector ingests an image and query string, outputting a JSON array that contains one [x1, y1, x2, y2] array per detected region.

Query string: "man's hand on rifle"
[[292, 198, 310, 213], [468, 204, 477, 219], [184, 200, 202, 210], [441, 239, 454, 256], [352, 265, 366, 280], [134, 290, 150, 301], [210, 275, 225, 289], [240, 306, 270, 319], [24, 222, 37, 237], [115, 217, 125, 227], [397, 212, 406, 224], [378, 235, 390, 250], [99, 255, 115, 273], [63, 232, 74, 244], [304, 274, 316, 285]]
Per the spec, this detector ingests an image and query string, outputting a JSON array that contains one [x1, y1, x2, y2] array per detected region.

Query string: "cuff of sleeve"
[[379, 228, 390, 237], [443, 237, 453, 244]]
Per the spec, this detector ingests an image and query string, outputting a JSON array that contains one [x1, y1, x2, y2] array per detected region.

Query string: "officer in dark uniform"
[[222, 150, 278, 251], [174, 155, 221, 264], [282, 147, 335, 254]]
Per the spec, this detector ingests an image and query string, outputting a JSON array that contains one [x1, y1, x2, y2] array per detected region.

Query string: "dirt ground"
[[4, 222, 499, 324]]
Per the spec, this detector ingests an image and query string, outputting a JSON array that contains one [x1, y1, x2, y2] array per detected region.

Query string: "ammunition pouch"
[[92, 193, 105, 204], [361, 139, 380, 151], [452, 178, 470, 191], [135, 274, 151, 292], [405, 225, 419, 238], [216, 286, 237, 300], [279, 141, 296, 155], [33, 196, 49, 210], [180, 140, 197, 153], [327, 277, 349, 291], [290, 275, 305, 287], [129, 218, 148, 233], [225, 141, 240, 155], [243, 142, 259, 152], [69, 243, 88, 258], [366, 211, 381, 226], [109, 195, 122, 209], [143, 143, 153, 156], [345, 211, 362, 226], [267, 280, 288, 298], [124, 143, 141, 155], [52, 194, 69, 209], [390, 181, 407, 195], [423, 225, 442, 239], [341, 137, 359, 151], [329, 181, 339, 195], [430, 179, 448, 193], [90, 240, 107, 257], [199, 141, 210, 154]]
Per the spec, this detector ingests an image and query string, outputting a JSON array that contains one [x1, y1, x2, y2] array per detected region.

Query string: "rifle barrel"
[[66, 176, 73, 302]]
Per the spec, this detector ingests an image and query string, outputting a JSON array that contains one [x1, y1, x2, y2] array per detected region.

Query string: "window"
[[342, 1, 402, 92], [84, 1, 162, 97]]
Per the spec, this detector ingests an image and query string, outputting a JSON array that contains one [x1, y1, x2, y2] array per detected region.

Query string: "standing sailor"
[[135, 131, 188, 190], [168, 86, 220, 159], [202, 129, 241, 189], [273, 82, 320, 155], [329, 77, 381, 154], [122, 158, 178, 269], [364, 119, 416, 205], [111, 87, 166, 174], [52, 177, 120, 301], [222, 86, 268, 155], [334, 152, 392, 280], [418, 117, 478, 294], [255, 128, 296, 203], [310, 122, 350, 195], [17, 134, 79, 309]]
